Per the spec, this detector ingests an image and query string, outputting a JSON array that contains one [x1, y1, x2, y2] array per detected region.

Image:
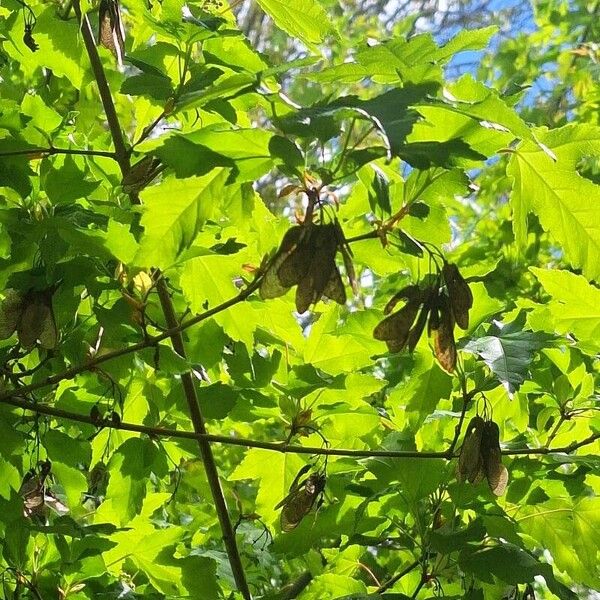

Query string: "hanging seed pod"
[[295, 224, 340, 314], [481, 420, 508, 496], [457, 416, 485, 484], [99, 0, 125, 67], [406, 287, 436, 352], [21, 3, 38, 52], [19, 460, 52, 518], [443, 262, 473, 330], [275, 468, 326, 532], [0, 289, 25, 340], [276, 225, 314, 289], [260, 226, 306, 300], [262, 220, 354, 312], [122, 156, 162, 193], [432, 296, 456, 373], [427, 300, 441, 336], [17, 290, 58, 350], [23, 24, 39, 52], [373, 300, 421, 352], [384, 284, 424, 315], [322, 267, 346, 306]]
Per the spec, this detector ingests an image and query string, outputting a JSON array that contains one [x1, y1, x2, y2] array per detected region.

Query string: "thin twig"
[[72, 0, 130, 174], [1, 394, 599, 460], [345, 230, 380, 244], [377, 560, 420, 593], [446, 369, 472, 457], [0, 278, 260, 403], [410, 575, 426, 599], [0, 147, 117, 159]]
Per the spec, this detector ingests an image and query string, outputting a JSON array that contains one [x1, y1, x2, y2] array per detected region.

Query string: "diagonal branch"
[[71, 2, 251, 597], [72, 0, 130, 173], [155, 280, 252, 600], [0, 278, 260, 404]]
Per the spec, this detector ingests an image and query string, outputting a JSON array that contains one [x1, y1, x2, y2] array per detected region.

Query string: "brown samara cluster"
[[373, 262, 472, 373], [0, 288, 58, 350], [259, 221, 356, 314], [275, 465, 327, 532], [457, 416, 509, 496]]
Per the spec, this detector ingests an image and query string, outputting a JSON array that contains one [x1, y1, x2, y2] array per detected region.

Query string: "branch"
[[64, 6, 250, 597], [0, 278, 261, 404], [0, 147, 117, 159], [72, 0, 130, 174], [155, 280, 251, 600], [376, 560, 419, 593], [2, 394, 599, 460], [280, 571, 312, 600]]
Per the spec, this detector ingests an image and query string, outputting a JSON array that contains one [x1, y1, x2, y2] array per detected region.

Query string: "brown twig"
[[71, 2, 250, 596], [0, 278, 261, 403], [376, 560, 420, 593], [0, 147, 117, 159], [72, 0, 130, 174], [2, 394, 599, 460], [155, 281, 252, 600], [280, 571, 312, 600]]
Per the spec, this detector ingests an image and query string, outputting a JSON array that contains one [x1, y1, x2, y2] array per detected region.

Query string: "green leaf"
[[180, 556, 221, 600], [508, 124, 600, 279], [255, 0, 335, 48], [8, 7, 85, 87], [304, 307, 382, 376], [459, 542, 577, 599], [367, 438, 446, 504], [391, 352, 453, 431], [179, 251, 244, 311], [430, 518, 486, 553], [44, 430, 90, 514], [44, 156, 99, 204], [517, 496, 600, 590], [136, 169, 229, 268], [301, 573, 367, 599], [432, 26, 498, 62], [462, 311, 554, 394], [530, 268, 600, 352], [166, 126, 274, 182], [196, 382, 238, 419], [120, 73, 174, 101], [229, 449, 306, 526], [445, 74, 533, 140], [103, 438, 167, 525]]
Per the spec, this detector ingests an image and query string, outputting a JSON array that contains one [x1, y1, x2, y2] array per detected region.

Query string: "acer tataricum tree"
[[0, 1, 598, 599]]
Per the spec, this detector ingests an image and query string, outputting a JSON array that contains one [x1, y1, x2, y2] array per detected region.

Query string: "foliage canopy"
[[0, 1, 599, 599]]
